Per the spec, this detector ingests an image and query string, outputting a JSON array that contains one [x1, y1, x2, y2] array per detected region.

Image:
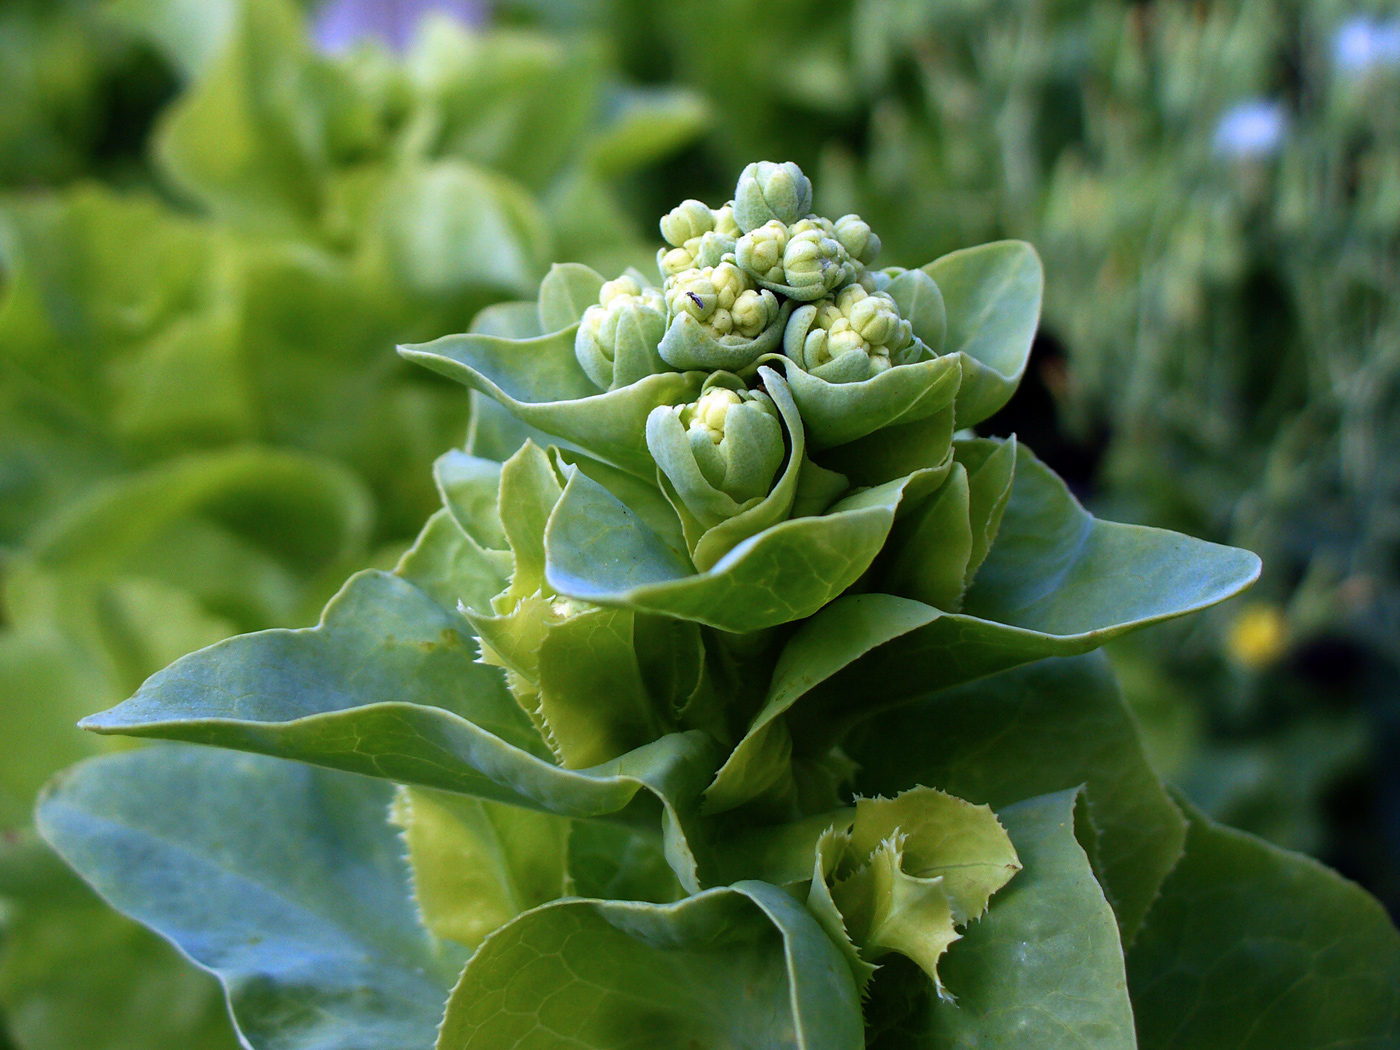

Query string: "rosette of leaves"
[[37, 163, 1400, 1050]]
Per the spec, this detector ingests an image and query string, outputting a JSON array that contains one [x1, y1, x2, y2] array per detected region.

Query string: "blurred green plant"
[[0, 0, 704, 1045]]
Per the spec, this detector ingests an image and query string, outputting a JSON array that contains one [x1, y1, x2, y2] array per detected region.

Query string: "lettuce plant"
[[38, 163, 1400, 1049]]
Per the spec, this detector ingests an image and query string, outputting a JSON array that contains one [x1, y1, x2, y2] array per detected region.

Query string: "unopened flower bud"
[[575, 275, 669, 390], [782, 226, 851, 298], [647, 375, 787, 524], [733, 161, 813, 232], [735, 220, 789, 282], [784, 285, 914, 383], [833, 214, 881, 264], [660, 199, 716, 248]]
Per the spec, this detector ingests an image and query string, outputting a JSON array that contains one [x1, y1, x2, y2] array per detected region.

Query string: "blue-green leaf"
[[436, 881, 863, 1050], [37, 745, 460, 1050]]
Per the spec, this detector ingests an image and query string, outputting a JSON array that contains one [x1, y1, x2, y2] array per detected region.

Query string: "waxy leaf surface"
[[37, 745, 460, 1050], [846, 653, 1186, 945], [1127, 801, 1400, 1049], [436, 881, 863, 1050]]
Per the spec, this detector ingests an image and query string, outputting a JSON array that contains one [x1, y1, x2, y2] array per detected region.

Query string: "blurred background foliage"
[[1, 0, 1398, 1046]]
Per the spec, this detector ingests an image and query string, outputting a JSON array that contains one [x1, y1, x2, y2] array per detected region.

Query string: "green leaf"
[[846, 788, 1021, 926], [36, 745, 461, 1050], [844, 653, 1187, 946], [436, 881, 863, 1050], [77, 569, 718, 888], [833, 841, 959, 998], [496, 440, 562, 603], [391, 786, 568, 950], [469, 301, 543, 340], [153, 0, 326, 230], [566, 818, 685, 904], [817, 404, 955, 488], [924, 240, 1042, 428], [536, 262, 605, 333], [788, 447, 1261, 744], [373, 162, 550, 300], [536, 607, 669, 768], [703, 594, 940, 815], [433, 450, 507, 553], [0, 833, 239, 1050], [545, 465, 944, 633], [394, 509, 509, 619], [865, 789, 1136, 1049], [778, 352, 961, 450], [1127, 801, 1400, 1049], [959, 436, 1017, 587], [885, 268, 946, 355], [877, 463, 972, 611], [401, 327, 705, 478]]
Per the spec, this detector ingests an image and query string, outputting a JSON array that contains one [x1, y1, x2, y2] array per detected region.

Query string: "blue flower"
[[1213, 100, 1286, 159], [311, 0, 484, 54], [1334, 16, 1400, 77]]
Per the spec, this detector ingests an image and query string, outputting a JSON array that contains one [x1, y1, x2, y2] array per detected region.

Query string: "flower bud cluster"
[[679, 383, 784, 504], [786, 285, 915, 383], [664, 261, 781, 340], [575, 275, 668, 390], [659, 200, 742, 277]]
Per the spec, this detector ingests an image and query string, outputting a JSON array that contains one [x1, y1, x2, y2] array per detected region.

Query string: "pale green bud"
[[735, 220, 788, 282], [575, 275, 669, 390], [660, 199, 715, 247], [647, 375, 786, 526], [660, 246, 695, 277], [733, 161, 813, 232], [712, 203, 742, 238], [782, 226, 851, 298], [833, 214, 881, 264], [665, 267, 719, 321], [730, 288, 781, 338]]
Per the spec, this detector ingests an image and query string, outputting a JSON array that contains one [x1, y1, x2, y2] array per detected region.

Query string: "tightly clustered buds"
[[785, 285, 916, 383], [566, 162, 935, 534], [646, 372, 788, 529], [679, 382, 785, 504], [574, 275, 668, 390], [732, 161, 813, 231], [659, 200, 740, 277], [665, 261, 780, 339]]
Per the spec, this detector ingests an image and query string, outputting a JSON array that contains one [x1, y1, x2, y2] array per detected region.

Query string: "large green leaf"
[[36, 745, 460, 1050], [401, 327, 705, 478], [1127, 801, 1400, 1049], [544, 464, 946, 633], [923, 240, 1042, 428], [77, 559, 718, 889], [788, 446, 1259, 745], [81, 563, 709, 789], [0, 833, 239, 1050], [436, 881, 863, 1050], [845, 653, 1187, 947], [865, 789, 1136, 1049]]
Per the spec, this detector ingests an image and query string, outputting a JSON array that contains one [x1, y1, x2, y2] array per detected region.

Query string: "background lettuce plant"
[[0, 1, 704, 1045], [36, 162, 1400, 1048]]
